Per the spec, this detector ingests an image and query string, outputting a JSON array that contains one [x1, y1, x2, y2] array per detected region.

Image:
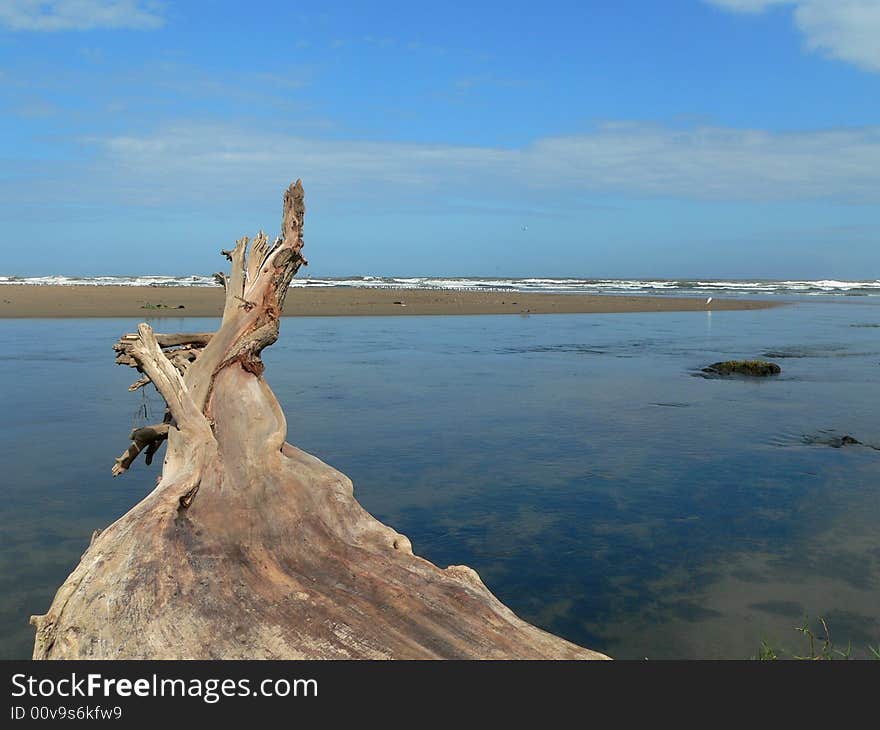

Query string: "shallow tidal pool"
[[1, 299, 879, 658]]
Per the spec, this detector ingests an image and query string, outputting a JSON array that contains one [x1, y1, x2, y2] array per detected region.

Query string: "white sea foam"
[[1, 275, 878, 296]]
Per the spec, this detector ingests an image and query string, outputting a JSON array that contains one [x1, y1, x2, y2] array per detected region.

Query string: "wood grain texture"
[[30, 181, 609, 660]]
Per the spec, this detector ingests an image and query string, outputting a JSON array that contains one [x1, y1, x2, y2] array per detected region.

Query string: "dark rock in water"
[[702, 360, 781, 377], [813, 434, 863, 448], [802, 432, 879, 449]]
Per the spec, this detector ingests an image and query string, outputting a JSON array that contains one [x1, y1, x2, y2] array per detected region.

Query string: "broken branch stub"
[[112, 423, 169, 476], [31, 180, 608, 660]]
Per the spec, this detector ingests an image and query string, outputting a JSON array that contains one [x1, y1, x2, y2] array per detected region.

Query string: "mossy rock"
[[702, 359, 781, 377]]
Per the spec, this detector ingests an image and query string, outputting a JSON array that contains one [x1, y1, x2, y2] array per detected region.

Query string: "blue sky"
[[1, 0, 878, 279]]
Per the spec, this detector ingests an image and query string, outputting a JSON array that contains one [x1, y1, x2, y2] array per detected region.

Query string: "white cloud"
[[794, 1, 880, 72], [705, 0, 880, 72], [0, 0, 165, 32], [57, 121, 880, 209]]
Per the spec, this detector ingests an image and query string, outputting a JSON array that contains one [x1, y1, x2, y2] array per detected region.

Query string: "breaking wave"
[[1, 275, 878, 297]]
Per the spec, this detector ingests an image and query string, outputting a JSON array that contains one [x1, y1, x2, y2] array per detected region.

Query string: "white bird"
[[706, 297, 713, 305]]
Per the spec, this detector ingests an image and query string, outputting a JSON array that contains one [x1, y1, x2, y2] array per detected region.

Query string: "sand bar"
[[0, 284, 783, 318]]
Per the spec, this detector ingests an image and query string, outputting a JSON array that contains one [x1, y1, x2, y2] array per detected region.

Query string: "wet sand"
[[0, 284, 783, 318]]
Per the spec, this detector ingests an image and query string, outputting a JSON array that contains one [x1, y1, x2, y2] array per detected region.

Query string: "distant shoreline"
[[0, 284, 784, 318], [2, 275, 878, 298]]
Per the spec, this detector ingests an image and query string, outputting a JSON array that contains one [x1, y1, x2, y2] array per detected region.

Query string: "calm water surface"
[[1, 301, 878, 658]]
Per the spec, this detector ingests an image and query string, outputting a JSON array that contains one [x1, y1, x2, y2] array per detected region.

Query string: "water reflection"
[[0, 302, 878, 658]]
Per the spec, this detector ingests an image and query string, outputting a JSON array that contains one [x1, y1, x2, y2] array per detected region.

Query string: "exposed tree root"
[[31, 181, 608, 660]]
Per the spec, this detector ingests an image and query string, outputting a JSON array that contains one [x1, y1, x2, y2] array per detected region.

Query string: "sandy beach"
[[0, 284, 782, 318]]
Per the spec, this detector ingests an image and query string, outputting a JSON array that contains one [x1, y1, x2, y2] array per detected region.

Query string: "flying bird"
[[706, 297, 713, 305]]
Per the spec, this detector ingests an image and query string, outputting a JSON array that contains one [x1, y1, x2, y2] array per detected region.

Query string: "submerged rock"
[[702, 360, 782, 377], [803, 432, 878, 449]]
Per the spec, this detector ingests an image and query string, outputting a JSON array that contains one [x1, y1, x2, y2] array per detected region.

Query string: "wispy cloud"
[[0, 55, 315, 130], [0, 0, 165, 32], [705, 0, 880, 72], [12, 98, 59, 118], [23, 120, 878, 211]]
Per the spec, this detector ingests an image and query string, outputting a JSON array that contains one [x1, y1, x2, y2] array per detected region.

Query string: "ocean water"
[[1, 300, 878, 659], [1, 275, 879, 298]]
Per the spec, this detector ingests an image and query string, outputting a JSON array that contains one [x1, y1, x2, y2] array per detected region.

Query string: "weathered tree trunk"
[[31, 181, 608, 659]]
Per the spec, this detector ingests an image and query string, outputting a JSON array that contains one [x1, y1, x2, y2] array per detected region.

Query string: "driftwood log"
[[31, 181, 608, 659]]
